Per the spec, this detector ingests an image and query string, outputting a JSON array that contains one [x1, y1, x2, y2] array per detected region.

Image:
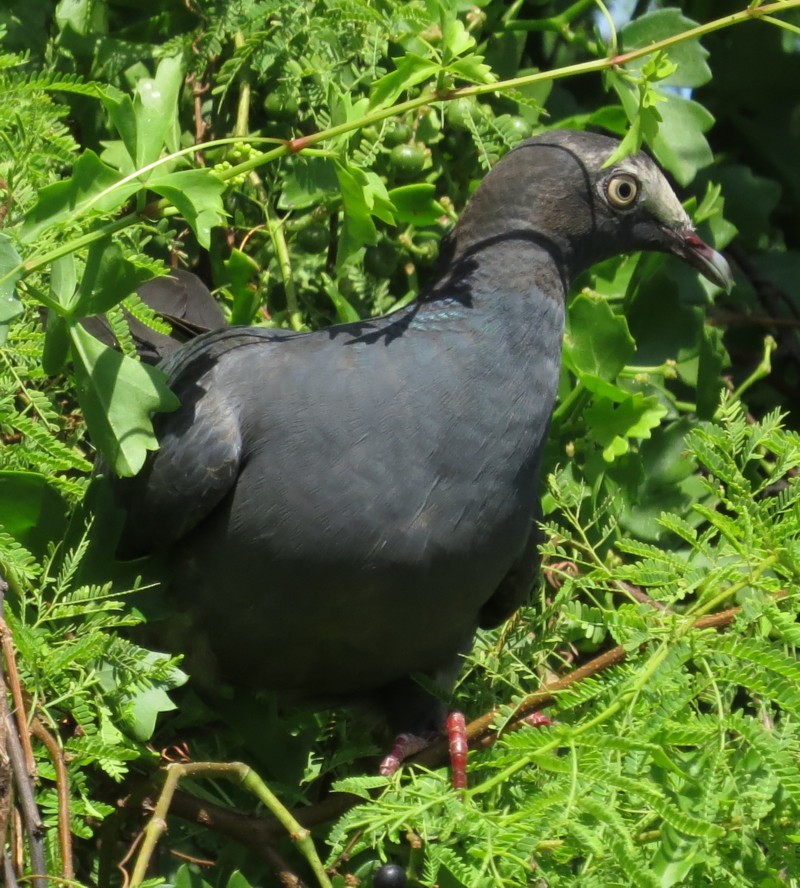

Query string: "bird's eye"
[[605, 174, 640, 209]]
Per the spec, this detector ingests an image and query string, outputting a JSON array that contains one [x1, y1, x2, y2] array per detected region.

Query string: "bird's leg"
[[379, 709, 553, 789], [378, 710, 469, 789], [378, 733, 433, 777], [446, 710, 468, 791]]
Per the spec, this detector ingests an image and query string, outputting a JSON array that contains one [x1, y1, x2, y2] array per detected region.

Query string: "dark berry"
[[373, 863, 407, 888]]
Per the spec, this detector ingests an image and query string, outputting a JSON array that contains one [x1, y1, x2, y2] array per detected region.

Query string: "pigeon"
[[114, 130, 733, 779]]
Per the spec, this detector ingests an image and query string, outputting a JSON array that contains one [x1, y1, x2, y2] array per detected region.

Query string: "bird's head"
[[451, 129, 733, 294]]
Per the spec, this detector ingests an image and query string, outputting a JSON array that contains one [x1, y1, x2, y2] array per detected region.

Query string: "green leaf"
[[706, 164, 781, 250], [648, 95, 714, 186], [627, 284, 701, 368], [585, 392, 668, 462], [447, 54, 495, 84], [621, 9, 712, 88], [696, 324, 727, 419], [605, 71, 664, 165], [322, 273, 361, 323], [42, 311, 70, 375], [49, 253, 78, 311], [651, 822, 705, 887], [369, 54, 439, 110], [362, 170, 395, 225], [19, 150, 139, 242], [564, 291, 635, 380], [0, 471, 69, 554], [173, 863, 215, 888], [73, 240, 158, 317], [222, 248, 261, 326], [335, 162, 379, 266], [69, 324, 179, 476], [226, 872, 257, 888], [147, 169, 227, 249], [0, 233, 23, 343], [441, 13, 475, 60], [102, 94, 138, 174], [650, 794, 725, 839], [105, 652, 187, 741], [277, 156, 339, 211], [388, 184, 445, 225], [131, 55, 183, 169], [330, 775, 390, 799]]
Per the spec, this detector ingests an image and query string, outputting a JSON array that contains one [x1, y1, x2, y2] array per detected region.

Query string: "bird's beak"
[[670, 229, 734, 293]]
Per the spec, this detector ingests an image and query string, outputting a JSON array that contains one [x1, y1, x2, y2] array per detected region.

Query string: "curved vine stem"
[[2, 0, 799, 293], [130, 762, 332, 888]]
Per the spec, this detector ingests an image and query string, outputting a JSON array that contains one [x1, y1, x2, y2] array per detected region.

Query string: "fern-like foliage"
[[4, 524, 185, 857], [328, 398, 800, 886]]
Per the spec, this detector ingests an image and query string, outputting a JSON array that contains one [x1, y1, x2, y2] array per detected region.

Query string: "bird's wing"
[[115, 376, 243, 558], [115, 327, 310, 558]]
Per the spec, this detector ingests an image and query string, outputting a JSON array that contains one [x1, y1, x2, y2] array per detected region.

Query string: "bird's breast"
[[172, 294, 564, 698]]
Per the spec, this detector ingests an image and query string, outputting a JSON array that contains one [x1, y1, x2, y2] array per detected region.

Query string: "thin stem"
[[689, 554, 777, 619], [731, 335, 777, 400], [551, 380, 587, 424], [469, 563, 778, 797], [131, 762, 333, 888], [233, 32, 252, 139], [267, 212, 303, 331], [1, 0, 798, 298]]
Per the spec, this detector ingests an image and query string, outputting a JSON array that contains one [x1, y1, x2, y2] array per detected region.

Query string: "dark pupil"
[[617, 180, 632, 200]]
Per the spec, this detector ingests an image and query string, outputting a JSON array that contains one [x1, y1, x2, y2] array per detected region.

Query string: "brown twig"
[[417, 603, 745, 761], [30, 718, 73, 879], [160, 601, 754, 851], [1, 574, 45, 886], [117, 829, 143, 888], [188, 76, 210, 160], [615, 580, 668, 611], [708, 309, 800, 329], [3, 854, 20, 888], [3, 713, 46, 888], [1, 677, 11, 867], [0, 617, 36, 780], [170, 848, 216, 866]]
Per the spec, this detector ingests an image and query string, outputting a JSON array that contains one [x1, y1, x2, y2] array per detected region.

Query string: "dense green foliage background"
[[1, 0, 800, 885]]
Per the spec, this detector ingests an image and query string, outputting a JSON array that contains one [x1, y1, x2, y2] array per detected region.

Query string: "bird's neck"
[[419, 232, 568, 322]]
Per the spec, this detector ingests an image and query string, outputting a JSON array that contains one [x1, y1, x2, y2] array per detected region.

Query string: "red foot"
[[522, 711, 552, 728], [379, 733, 430, 777], [447, 710, 468, 790], [377, 711, 470, 790]]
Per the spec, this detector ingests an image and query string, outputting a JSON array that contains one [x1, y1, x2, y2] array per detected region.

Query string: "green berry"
[[365, 242, 399, 277], [296, 224, 329, 253], [263, 92, 299, 121], [505, 116, 533, 142], [389, 144, 425, 177], [384, 121, 412, 147], [446, 97, 483, 132]]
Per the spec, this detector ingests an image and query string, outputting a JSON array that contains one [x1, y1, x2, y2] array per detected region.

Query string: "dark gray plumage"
[[115, 131, 732, 738]]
